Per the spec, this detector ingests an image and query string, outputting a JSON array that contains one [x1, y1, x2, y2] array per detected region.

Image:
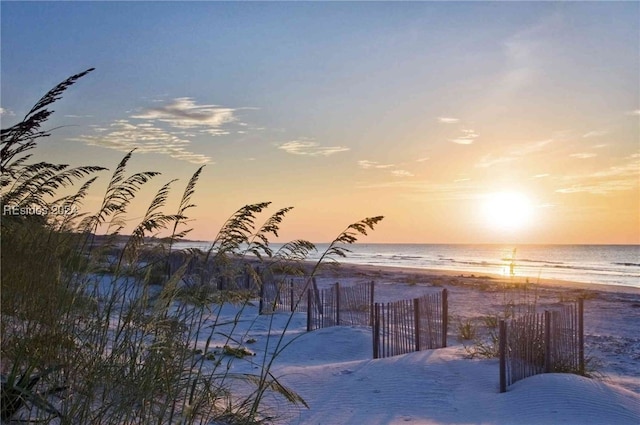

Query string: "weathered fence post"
[[290, 279, 295, 312], [499, 320, 507, 393], [217, 270, 223, 291], [258, 266, 264, 314], [335, 282, 341, 326], [306, 286, 312, 331], [414, 297, 421, 351], [312, 277, 323, 315], [244, 267, 250, 290], [370, 281, 375, 326], [442, 288, 448, 348], [544, 310, 551, 373], [373, 302, 380, 359], [578, 298, 585, 375]]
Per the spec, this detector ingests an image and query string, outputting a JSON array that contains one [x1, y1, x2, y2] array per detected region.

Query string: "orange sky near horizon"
[[2, 2, 639, 245]]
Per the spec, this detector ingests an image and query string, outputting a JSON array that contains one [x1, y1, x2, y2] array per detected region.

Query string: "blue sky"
[[1, 2, 638, 243]]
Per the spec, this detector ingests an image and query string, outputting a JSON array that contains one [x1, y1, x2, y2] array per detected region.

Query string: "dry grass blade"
[[2, 163, 105, 209], [25, 68, 96, 118], [167, 165, 205, 248], [321, 215, 384, 261], [1, 68, 95, 172], [273, 239, 317, 262], [123, 179, 183, 263], [235, 373, 309, 408], [212, 202, 272, 254], [83, 150, 159, 233], [246, 206, 295, 260]]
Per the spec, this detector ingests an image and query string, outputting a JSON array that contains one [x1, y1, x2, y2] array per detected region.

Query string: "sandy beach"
[[310, 261, 640, 386], [3, 251, 639, 424], [196, 259, 640, 424]]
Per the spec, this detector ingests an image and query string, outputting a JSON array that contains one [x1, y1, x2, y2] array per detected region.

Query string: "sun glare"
[[482, 192, 533, 232]]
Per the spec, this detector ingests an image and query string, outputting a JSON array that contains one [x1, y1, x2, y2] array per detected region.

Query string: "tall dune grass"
[[0, 70, 382, 424]]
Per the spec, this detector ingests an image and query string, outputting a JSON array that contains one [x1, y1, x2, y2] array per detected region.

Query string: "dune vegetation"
[[0, 69, 382, 424]]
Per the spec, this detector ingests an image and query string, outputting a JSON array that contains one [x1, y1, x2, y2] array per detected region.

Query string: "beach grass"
[[0, 70, 297, 423], [0, 70, 386, 423]]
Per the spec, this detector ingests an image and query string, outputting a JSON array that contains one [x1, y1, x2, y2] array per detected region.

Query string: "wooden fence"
[[306, 281, 374, 331], [168, 251, 261, 292], [259, 276, 310, 314], [259, 277, 374, 329], [499, 299, 584, 392], [372, 289, 448, 359], [261, 277, 449, 360]]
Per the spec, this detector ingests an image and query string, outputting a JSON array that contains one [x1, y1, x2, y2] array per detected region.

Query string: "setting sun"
[[1, 1, 638, 247], [482, 192, 534, 232]]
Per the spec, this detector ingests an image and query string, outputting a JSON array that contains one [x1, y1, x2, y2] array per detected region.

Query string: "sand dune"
[[206, 261, 640, 425]]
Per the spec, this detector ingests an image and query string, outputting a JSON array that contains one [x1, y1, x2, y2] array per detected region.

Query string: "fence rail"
[[261, 275, 449, 359], [168, 251, 262, 292], [306, 281, 374, 330], [260, 276, 310, 314], [372, 289, 448, 359], [499, 299, 584, 392]]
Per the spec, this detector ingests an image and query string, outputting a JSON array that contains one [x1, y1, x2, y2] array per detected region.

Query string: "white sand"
[[201, 263, 640, 424]]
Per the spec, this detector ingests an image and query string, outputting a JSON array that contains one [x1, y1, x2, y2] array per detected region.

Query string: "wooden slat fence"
[[168, 251, 261, 292], [372, 289, 448, 359], [260, 276, 310, 314], [499, 299, 584, 392], [335, 282, 374, 327], [219, 265, 261, 292], [260, 278, 374, 328], [307, 281, 374, 331], [261, 278, 450, 360]]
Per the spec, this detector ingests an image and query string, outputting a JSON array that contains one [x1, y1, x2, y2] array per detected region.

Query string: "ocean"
[[172, 242, 640, 289]]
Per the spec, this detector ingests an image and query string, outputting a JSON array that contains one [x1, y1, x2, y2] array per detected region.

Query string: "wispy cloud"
[[357, 179, 481, 201], [556, 154, 640, 194], [626, 109, 640, 116], [358, 160, 395, 169], [65, 114, 94, 118], [499, 13, 563, 95], [476, 154, 515, 168], [450, 129, 479, 145], [556, 181, 638, 194], [391, 170, 414, 177], [73, 97, 254, 164], [74, 120, 212, 164], [570, 153, 597, 159], [132, 97, 236, 136], [476, 139, 553, 168], [0, 107, 15, 117], [278, 140, 349, 157], [437, 117, 459, 124], [582, 130, 607, 138], [437, 114, 478, 145], [416, 157, 430, 162], [359, 159, 417, 178]]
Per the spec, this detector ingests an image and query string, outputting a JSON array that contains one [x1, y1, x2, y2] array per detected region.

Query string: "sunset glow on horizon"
[[1, 2, 638, 245]]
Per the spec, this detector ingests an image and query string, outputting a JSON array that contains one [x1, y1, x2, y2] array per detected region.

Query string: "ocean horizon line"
[[169, 241, 639, 289]]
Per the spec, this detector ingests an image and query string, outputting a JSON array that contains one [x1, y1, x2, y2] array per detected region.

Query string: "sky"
[[1, 1, 639, 244]]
